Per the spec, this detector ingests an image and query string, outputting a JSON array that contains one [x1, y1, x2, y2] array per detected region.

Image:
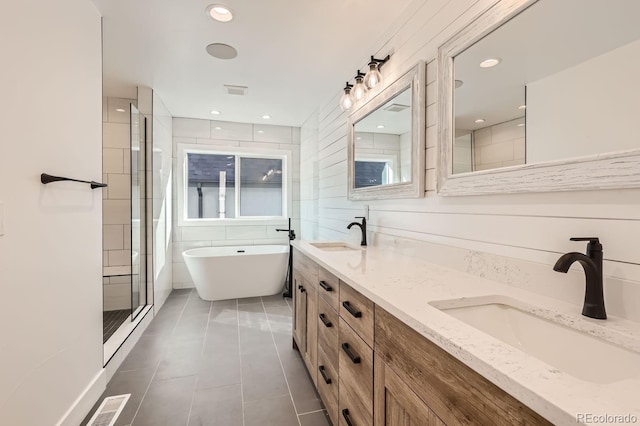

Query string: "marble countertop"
[[292, 240, 640, 425]]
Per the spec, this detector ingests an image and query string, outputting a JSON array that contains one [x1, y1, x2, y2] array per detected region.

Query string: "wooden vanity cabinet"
[[293, 253, 550, 426], [375, 306, 551, 426]]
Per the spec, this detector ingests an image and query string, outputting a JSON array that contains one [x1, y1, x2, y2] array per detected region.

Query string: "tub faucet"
[[553, 237, 606, 320], [347, 217, 367, 246]]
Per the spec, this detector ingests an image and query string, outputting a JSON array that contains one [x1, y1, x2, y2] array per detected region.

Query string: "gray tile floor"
[[85, 289, 331, 426]]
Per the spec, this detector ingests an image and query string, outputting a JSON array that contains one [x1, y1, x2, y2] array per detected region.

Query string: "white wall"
[[0, 0, 104, 424], [300, 0, 640, 322], [172, 118, 301, 288], [152, 92, 173, 312], [527, 39, 640, 163]]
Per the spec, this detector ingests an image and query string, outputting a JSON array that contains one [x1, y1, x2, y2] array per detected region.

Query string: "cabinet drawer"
[[317, 297, 339, 370], [317, 346, 338, 426], [339, 317, 373, 425], [318, 266, 340, 311], [339, 282, 374, 347]]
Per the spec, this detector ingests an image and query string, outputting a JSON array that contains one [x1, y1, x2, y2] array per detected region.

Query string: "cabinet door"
[[293, 272, 307, 351], [303, 279, 318, 385], [374, 355, 445, 426]]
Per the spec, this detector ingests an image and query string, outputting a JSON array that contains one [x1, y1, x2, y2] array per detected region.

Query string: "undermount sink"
[[309, 242, 361, 252], [430, 296, 640, 384]]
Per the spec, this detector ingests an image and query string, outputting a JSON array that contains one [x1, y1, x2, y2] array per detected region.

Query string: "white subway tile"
[[107, 174, 130, 200], [182, 226, 226, 241], [173, 118, 211, 138], [253, 124, 292, 143], [103, 123, 130, 149], [104, 200, 130, 225], [226, 225, 267, 240], [211, 120, 253, 141], [196, 138, 240, 148], [109, 250, 132, 267], [292, 127, 301, 145], [103, 149, 124, 174], [104, 225, 124, 250]]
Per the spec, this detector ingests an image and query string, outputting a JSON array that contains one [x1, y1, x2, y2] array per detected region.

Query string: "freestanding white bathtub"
[[182, 245, 289, 301]]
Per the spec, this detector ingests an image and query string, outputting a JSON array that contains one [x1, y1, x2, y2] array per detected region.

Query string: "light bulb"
[[352, 76, 366, 101], [364, 62, 382, 89], [340, 88, 354, 111]]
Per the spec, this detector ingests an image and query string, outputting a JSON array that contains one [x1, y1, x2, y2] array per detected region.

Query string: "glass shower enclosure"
[[130, 104, 147, 320]]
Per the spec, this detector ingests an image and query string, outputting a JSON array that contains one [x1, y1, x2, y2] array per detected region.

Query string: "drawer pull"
[[319, 313, 332, 328], [319, 365, 332, 384], [342, 301, 362, 318], [341, 343, 361, 364], [342, 409, 354, 426], [319, 280, 333, 292], [298, 285, 306, 293]]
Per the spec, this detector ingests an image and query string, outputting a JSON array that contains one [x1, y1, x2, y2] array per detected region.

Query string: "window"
[[179, 145, 288, 222]]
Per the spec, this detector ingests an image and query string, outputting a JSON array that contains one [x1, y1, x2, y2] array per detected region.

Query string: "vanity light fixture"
[[364, 55, 390, 89], [479, 57, 502, 68], [340, 82, 355, 111], [474, 119, 486, 123], [352, 71, 367, 101], [206, 4, 233, 22]]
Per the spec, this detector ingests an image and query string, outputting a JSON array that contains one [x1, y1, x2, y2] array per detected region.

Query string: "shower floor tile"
[[85, 289, 329, 426], [103, 309, 131, 343]]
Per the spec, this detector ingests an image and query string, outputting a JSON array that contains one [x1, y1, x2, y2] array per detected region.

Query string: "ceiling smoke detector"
[[224, 84, 248, 96]]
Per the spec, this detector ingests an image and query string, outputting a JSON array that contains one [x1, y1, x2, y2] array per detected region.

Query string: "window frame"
[[177, 143, 291, 226]]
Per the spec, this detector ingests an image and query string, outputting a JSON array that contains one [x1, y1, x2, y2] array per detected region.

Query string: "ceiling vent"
[[224, 85, 248, 96], [383, 103, 410, 112]]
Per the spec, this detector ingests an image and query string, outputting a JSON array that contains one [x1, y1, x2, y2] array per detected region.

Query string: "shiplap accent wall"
[[301, 0, 640, 321], [171, 118, 301, 288]]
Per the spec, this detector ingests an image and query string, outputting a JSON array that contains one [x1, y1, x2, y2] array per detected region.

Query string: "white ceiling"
[[92, 0, 417, 127]]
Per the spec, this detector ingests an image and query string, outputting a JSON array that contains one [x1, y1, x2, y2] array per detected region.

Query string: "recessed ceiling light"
[[454, 80, 464, 89], [517, 123, 525, 127], [518, 104, 526, 110], [479, 58, 502, 68], [215, 126, 222, 130], [356, 137, 362, 140], [257, 130, 265, 134], [262, 115, 271, 120], [206, 43, 238, 60], [115, 108, 125, 112], [377, 125, 385, 129], [210, 110, 221, 115], [206, 4, 233, 22], [474, 119, 485, 124]]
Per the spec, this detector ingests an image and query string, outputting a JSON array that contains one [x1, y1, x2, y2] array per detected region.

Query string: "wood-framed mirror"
[[348, 62, 426, 200], [437, 0, 640, 196]]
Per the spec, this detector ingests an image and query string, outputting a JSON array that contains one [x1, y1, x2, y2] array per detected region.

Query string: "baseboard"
[[55, 369, 106, 426]]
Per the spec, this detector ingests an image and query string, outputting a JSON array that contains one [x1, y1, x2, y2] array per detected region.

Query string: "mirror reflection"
[[452, 0, 640, 174], [353, 89, 412, 188]]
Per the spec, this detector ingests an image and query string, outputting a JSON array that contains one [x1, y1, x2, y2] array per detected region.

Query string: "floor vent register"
[[86, 394, 131, 426]]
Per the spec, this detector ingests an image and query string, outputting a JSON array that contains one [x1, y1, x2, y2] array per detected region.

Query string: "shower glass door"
[[130, 104, 147, 320]]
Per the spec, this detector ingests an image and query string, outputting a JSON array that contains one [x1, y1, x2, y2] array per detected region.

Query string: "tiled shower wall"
[[171, 118, 301, 289], [102, 97, 135, 276], [473, 117, 525, 171]]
